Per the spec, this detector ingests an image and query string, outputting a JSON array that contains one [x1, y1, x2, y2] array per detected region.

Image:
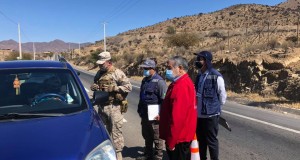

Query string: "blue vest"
[[138, 74, 163, 117], [196, 69, 222, 115]]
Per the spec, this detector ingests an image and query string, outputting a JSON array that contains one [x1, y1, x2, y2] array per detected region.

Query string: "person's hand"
[[107, 84, 119, 92], [154, 115, 160, 121], [90, 83, 99, 91], [167, 145, 175, 151]]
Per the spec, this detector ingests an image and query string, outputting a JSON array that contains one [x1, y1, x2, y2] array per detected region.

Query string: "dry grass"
[[227, 91, 300, 110], [227, 91, 280, 102]]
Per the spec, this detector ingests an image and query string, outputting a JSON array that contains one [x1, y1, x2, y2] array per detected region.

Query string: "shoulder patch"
[[151, 79, 160, 83], [206, 75, 218, 80]]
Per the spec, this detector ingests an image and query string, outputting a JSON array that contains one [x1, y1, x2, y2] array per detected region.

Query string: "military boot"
[[116, 151, 122, 160]]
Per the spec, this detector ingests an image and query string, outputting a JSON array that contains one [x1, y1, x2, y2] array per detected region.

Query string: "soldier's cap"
[[96, 51, 111, 64], [139, 59, 156, 69]]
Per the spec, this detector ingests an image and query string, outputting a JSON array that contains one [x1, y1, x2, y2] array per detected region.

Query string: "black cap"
[[194, 51, 213, 69], [194, 51, 213, 61]]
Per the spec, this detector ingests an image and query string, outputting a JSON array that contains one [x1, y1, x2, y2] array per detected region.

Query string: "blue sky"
[[0, 0, 284, 43]]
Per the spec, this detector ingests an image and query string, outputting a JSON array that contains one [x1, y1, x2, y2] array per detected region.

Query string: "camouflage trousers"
[[98, 104, 124, 153], [141, 118, 164, 160]]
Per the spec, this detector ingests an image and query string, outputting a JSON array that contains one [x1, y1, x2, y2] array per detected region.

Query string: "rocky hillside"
[[278, 0, 300, 9], [74, 0, 300, 102]]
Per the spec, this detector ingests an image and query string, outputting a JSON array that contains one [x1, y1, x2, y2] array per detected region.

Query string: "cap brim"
[[139, 65, 151, 68], [194, 53, 205, 57], [96, 60, 106, 64]]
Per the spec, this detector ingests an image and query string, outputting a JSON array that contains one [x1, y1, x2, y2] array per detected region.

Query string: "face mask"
[[195, 61, 203, 69], [143, 70, 150, 77], [165, 69, 175, 81]]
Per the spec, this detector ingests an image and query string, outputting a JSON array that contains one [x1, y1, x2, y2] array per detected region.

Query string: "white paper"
[[147, 104, 160, 121]]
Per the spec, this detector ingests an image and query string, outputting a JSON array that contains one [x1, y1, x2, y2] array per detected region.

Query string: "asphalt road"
[[77, 68, 300, 160]]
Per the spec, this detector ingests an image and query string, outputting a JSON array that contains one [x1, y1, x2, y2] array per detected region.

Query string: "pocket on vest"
[[202, 101, 219, 115]]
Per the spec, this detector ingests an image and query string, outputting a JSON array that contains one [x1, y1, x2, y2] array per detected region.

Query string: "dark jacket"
[[138, 73, 164, 118]]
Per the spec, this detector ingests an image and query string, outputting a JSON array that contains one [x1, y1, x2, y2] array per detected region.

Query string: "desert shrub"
[[22, 53, 33, 60], [89, 50, 101, 63], [5, 52, 32, 60], [166, 26, 176, 34], [285, 36, 298, 43], [281, 41, 295, 52], [165, 32, 199, 49], [208, 31, 224, 38], [136, 53, 145, 64], [244, 43, 268, 53], [123, 52, 135, 64], [267, 38, 280, 49]]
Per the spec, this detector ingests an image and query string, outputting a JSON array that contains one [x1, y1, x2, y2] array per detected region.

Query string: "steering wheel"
[[31, 93, 67, 107]]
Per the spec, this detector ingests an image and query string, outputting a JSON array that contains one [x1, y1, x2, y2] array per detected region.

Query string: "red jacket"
[[159, 74, 197, 149]]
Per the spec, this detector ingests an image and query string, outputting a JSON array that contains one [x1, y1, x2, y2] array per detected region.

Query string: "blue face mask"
[[165, 70, 174, 81], [143, 70, 150, 77]]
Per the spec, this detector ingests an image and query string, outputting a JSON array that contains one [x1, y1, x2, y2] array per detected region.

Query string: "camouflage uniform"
[[94, 66, 132, 159]]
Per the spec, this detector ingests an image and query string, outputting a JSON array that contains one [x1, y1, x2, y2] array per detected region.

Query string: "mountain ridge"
[[0, 39, 91, 53]]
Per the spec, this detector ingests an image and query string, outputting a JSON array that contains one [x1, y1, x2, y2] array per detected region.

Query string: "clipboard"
[[147, 104, 160, 121]]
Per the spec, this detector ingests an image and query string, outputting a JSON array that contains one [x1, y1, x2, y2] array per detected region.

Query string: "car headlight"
[[85, 140, 116, 160]]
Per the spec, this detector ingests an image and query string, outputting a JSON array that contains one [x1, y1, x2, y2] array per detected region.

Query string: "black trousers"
[[166, 142, 191, 160], [196, 116, 219, 160]]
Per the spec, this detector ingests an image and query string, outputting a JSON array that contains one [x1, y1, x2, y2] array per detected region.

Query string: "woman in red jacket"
[[159, 56, 197, 160]]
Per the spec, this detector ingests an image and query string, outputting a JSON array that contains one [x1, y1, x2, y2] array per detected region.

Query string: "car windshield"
[[0, 68, 87, 115]]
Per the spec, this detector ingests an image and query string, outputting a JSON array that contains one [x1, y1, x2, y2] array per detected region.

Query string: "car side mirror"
[[92, 91, 109, 106]]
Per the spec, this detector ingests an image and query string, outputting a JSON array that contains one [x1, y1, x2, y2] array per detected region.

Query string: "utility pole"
[[267, 20, 270, 44], [18, 23, 22, 60], [245, 23, 248, 49], [33, 42, 36, 60], [78, 43, 81, 57], [297, 16, 299, 44], [227, 30, 230, 50], [68, 43, 71, 59], [103, 22, 107, 52]]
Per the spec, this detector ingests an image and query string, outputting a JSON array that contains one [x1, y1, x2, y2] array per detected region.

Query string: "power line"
[[104, 0, 141, 22], [80, 0, 140, 43], [0, 9, 18, 25], [103, 0, 131, 21], [0, 9, 32, 42]]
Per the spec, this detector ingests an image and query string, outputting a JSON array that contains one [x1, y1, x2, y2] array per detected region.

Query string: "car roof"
[[0, 60, 72, 70]]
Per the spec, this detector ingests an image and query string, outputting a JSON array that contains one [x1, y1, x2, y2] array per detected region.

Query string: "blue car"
[[0, 60, 116, 160]]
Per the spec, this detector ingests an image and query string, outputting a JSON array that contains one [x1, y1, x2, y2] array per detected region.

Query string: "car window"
[[0, 68, 88, 115]]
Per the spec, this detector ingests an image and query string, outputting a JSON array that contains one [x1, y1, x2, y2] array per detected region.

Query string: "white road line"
[[223, 110, 300, 134], [132, 85, 140, 89], [85, 84, 299, 134]]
